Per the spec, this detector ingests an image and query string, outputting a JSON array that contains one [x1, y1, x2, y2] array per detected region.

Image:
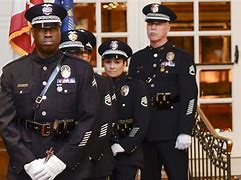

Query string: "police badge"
[[120, 85, 129, 96], [110, 41, 118, 50], [68, 31, 78, 42], [151, 4, 159, 13], [61, 65, 71, 78], [42, 4, 53, 15], [166, 52, 175, 61]]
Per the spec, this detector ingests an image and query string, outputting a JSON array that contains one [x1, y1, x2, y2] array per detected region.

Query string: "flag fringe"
[[9, 25, 31, 41]]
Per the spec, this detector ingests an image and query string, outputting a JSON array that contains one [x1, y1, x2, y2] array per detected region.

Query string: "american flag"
[[54, 0, 76, 32]]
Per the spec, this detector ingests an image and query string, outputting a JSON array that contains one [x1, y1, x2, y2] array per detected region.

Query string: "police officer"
[[99, 40, 149, 180], [59, 29, 115, 180], [128, 3, 198, 180], [0, 3, 99, 180]]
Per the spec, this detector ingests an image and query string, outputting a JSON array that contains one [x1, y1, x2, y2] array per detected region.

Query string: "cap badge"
[[166, 52, 175, 61], [120, 85, 129, 96], [110, 41, 118, 50], [68, 31, 78, 41], [61, 65, 71, 78], [42, 4, 53, 15], [151, 4, 159, 13]]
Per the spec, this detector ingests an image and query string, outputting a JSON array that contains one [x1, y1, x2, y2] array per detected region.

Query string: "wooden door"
[[0, 137, 8, 180]]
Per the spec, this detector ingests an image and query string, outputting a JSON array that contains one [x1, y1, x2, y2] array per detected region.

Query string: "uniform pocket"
[[56, 84, 77, 112], [13, 86, 32, 113]]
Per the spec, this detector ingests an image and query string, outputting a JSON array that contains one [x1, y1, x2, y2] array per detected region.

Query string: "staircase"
[[189, 106, 233, 179]]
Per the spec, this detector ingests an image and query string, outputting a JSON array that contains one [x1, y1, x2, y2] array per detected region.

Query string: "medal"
[[57, 86, 63, 92], [160, 65, 165, 72]]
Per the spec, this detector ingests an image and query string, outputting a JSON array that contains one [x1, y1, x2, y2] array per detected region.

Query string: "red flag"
[[9, 0, 43, 56]]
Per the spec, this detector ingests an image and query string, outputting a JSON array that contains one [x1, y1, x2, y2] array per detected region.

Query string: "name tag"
[[57, 78, 76, 84], [17, 83, 28, 88]]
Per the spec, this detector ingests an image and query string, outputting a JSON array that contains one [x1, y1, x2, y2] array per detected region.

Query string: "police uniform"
[[128, 3, 198, 180], [99, 40, 149, 180], [0, 3, 99, 180], [60, 29, 115, 180]]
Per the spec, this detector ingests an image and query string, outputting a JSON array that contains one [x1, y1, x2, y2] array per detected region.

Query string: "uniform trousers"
[[141, 140, 188, 180], [112, 164, 138, 180]]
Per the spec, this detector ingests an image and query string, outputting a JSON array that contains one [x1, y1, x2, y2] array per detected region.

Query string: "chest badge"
[[120, 85, 129, 96], [166, 52, 175, 61], [61, 65, 71, 78]]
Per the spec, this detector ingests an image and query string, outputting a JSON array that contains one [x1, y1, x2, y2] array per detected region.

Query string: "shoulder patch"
[[189, 65, 195, 76], [104, 94, 112, 106], [141, 96, 148, 107]]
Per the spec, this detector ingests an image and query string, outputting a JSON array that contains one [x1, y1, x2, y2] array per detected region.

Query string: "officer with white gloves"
[[24, 155, 66, 180], [128, 3, 198, 180]]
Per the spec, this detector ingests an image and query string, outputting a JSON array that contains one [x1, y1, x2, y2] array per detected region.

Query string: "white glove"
[[24, 159, 50, 180], [175, 134, 192, 150], [111, 143, 125, 156], [34, 155, 66, 180]]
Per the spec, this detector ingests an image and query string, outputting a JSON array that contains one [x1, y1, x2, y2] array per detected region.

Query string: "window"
[[74, 1, 127, 73]]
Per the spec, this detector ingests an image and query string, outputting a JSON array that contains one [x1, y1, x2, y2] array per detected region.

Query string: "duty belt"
[[18, 118, 77, 137], [112, 118, 133, 142], [150, 92, 180, 109]]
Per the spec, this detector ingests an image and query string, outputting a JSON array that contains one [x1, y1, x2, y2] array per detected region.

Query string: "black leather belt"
[[150, 93, 180, 108], [112, 118, 133, 142], [18, 118, 77, 137], [117, 119, 133, 125]]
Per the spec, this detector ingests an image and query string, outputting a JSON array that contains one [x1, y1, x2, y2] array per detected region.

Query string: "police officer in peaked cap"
[[60, 29, 115, 180], [0, 3, 99, 180], [99, 40, 149, 180], [59, 29, 97, 62], [128, 3, 198, 180]]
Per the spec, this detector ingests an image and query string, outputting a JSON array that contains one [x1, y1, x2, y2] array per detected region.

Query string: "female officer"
[[98, 40, 149, 180]]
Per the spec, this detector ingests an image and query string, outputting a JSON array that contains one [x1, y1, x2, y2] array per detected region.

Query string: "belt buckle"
[[35, 96, 43, 104], [41, 123, 51, 136]]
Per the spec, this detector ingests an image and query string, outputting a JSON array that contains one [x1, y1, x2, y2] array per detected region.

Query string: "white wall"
[[0, 0, 13, 75]]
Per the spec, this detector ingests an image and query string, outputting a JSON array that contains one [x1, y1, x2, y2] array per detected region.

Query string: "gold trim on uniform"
[[120, 85, 129, 96], [166, 52, 175, 61]]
